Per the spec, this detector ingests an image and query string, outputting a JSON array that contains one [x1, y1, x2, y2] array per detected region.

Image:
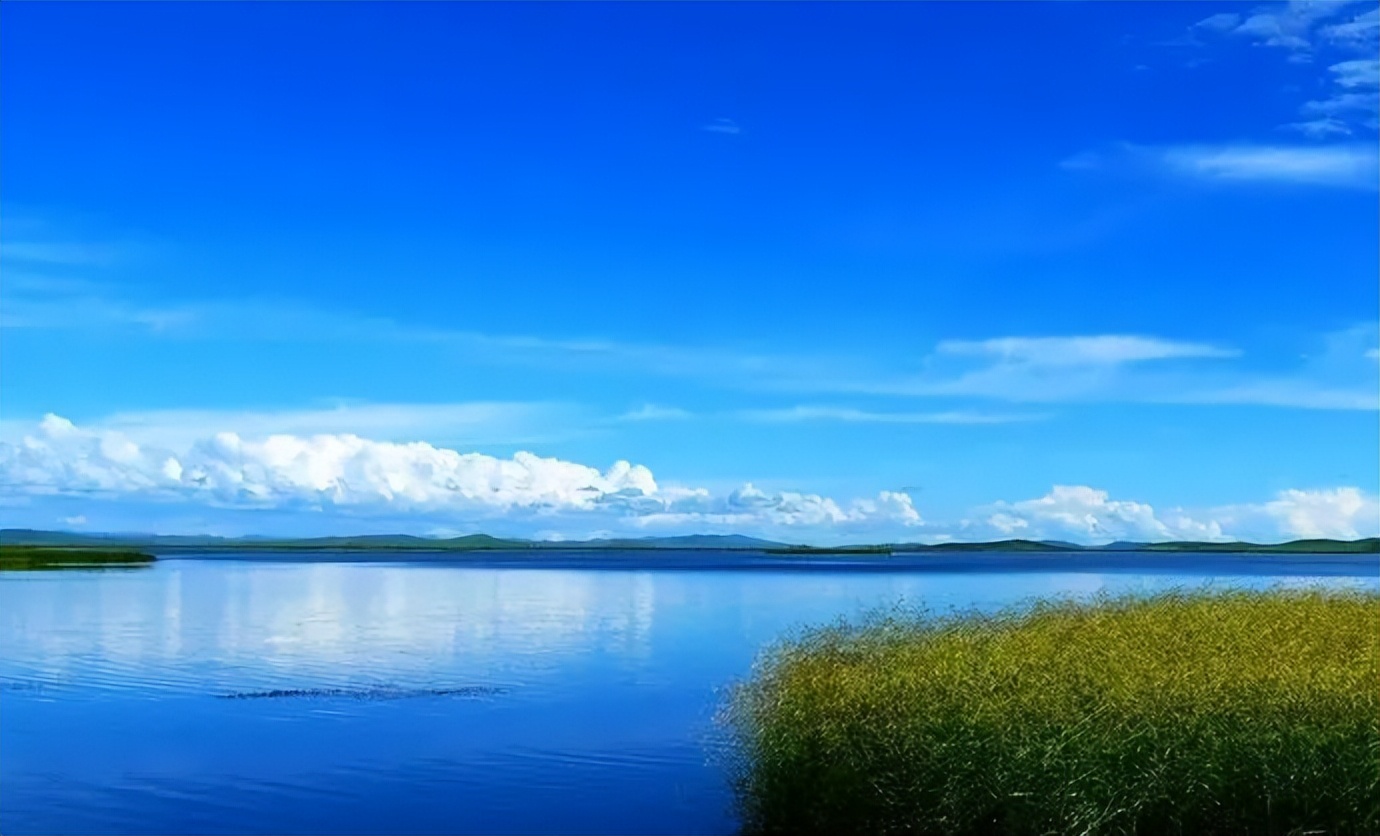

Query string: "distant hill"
[[0, 529, 1375, 555], [576, 534, 790, 550], [0, 529, 789, 552]]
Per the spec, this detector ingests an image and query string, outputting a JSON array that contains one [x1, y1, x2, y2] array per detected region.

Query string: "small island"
[[0, 544, 156, 571]]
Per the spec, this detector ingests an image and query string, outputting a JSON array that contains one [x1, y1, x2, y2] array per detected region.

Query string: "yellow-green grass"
[[724, 589, 1379, 835]]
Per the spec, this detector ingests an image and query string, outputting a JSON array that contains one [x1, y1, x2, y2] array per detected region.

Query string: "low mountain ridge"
[[2, 529, 1375, 554]]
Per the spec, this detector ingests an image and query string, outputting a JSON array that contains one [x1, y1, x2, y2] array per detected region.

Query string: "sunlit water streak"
[[1, 551, 1375, 835]]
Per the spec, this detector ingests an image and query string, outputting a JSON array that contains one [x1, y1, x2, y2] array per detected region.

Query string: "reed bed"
[[724, 588, 1379, 835]]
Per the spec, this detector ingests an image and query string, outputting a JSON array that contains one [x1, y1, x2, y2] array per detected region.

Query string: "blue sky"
[[2, 1, 1377, 544]]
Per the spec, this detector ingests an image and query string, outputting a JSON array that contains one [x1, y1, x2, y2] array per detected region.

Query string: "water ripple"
[[217, 685, 504, 700]]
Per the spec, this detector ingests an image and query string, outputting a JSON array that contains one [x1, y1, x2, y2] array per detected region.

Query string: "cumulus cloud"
[[1263, 487, 1380, 539], [0, 416, 922, 534], [975, 485, 1226, 543], [2, 420, 1372, 544], [970, 484, 1379, 544], [1, 415, 656, 511]]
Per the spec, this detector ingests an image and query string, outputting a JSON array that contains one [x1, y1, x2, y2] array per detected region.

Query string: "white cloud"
[[618, 404, 694, 422], [1263, 487, 1380, 539], [1158, 143, 1379, 188], [935, 335, 1238, 365], [24, 402, 577, 451], [1198, 2, 1375, 55], [3, 422, 1372, 545], [1066, 142, 1379, 189], [976, 485, 1226, 543], [5, 259, 1372, 414], [968, 484, 1380, 544], [816, 327, 1377, 411], [0, 416, 922, 534], [1302, 90, 1380, 120], [1330, 57, 1380, 88], [1194, 12, 1243, 33], [737, 406, 1045, 425], [1319, 6, 1380, 49], [701, 117, 742, 135], [626, 484, 921, 531], [1228, 3, 1336, 51], [1204, 487, 1380, 541], [0, 415, 655, 511], [1167, 381, 1378, 410], [0, 241, 120, 267], [1189, 3, 1379, 135], [1282, 116, 1355, 137], [2, 278, 864, 392]]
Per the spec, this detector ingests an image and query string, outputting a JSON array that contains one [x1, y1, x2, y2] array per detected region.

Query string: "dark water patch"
[[218, 685, 503, 701], [0, 679, 48, 692]]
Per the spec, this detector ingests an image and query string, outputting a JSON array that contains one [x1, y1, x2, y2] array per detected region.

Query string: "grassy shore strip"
[[0, 545, 156, 571], [724, 589, 1379, 836]]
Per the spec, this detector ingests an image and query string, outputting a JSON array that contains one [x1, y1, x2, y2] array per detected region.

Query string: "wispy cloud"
[[934, 335, 1238, 365], [1184, 2, 1379, 135], [1164, 382, 1378, 410], [737, 406, 1047, 425], [618, 404, 694, 422], [1191, 1, 1375, 58], [832, 327, 1379, 411], [1283, 116, 1355, 138], [701, 117, 742, 135], [0, 241, 121, 267], [1330, 57, 1380, 88], [0, 402, 582, 451], [1066, 142, 1379, 189], [5, 257, 1372, 412], [1161, 143, 1378, 187]]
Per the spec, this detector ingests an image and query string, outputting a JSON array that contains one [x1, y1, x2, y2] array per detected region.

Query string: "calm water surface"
[[2, 550, 1376, 835]]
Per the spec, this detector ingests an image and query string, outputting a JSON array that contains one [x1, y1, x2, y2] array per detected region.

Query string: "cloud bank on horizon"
[[2, 415, 1374, 545]]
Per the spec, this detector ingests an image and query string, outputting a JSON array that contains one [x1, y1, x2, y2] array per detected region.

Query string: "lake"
[[2, 551, 1376, 835]]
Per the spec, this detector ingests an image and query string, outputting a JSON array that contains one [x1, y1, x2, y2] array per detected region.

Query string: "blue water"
[[1, 551, 1375, 835]]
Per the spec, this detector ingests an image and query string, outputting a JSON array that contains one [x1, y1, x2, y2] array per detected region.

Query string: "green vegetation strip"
[[0, 545, 155, 571], [724, 589, 1379, 835]]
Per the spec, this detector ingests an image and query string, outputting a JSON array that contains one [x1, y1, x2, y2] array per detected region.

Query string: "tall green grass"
[[724, 589, 1380, 835]]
